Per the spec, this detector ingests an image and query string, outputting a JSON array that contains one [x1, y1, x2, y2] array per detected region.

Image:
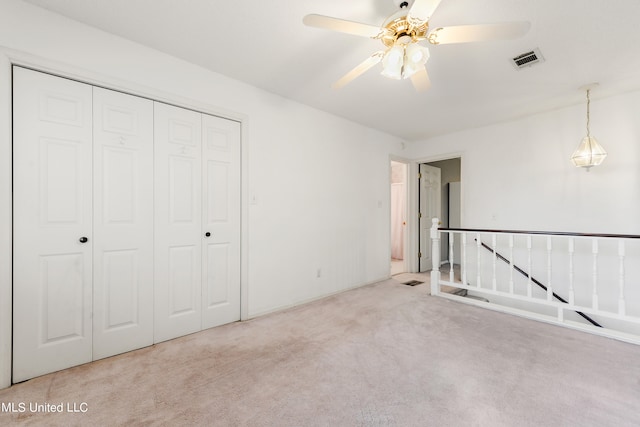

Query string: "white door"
[[92, 87, 154, 359], [449, 182, 462, 264], [13, 67, 93, 382], [419, 164, 441, 272], [154, 102, 203, 343], [201, 114, 241, 328]]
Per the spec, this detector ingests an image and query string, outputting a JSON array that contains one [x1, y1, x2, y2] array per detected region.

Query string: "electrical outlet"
[[316, 268, 321, 278]]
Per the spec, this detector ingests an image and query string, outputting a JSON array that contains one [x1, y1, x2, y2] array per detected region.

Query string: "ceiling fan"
[[303, 0, 530, 91]]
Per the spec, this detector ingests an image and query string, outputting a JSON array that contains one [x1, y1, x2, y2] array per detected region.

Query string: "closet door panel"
[[202, 114, 241, 329], [13, 67, 93, 382], [154, 102, 203, 343], [92, 87, 154, 359]]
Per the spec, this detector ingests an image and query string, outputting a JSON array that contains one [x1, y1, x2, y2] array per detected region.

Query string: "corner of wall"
[[0, 52, 13, 389]]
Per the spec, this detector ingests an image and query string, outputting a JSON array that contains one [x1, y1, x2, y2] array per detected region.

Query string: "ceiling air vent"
[[511, 48, 544, 69]]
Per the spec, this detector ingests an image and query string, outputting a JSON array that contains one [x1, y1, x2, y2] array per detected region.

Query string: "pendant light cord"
[[586, 89, 591, 138]]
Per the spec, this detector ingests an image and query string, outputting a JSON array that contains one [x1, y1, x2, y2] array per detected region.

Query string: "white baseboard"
[[247, 276, 390, 320]]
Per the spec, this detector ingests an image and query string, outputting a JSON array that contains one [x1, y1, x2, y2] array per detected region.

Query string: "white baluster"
[[546, 236, 552, 302], [492, 233, 497, 291], [462, 232, 467, 286], [618, 240, 626, 316], [527, 235, 532, 298], [449, 232, 454, 283], [508, 235, 514, 294], [592, 239, 599, 310], [430, 218, 441, 296], [476, 233, 482, 288], [568, 237, 575, 306]]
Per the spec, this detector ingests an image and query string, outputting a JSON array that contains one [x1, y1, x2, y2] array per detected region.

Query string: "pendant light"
[[571, 85, 607, 171]]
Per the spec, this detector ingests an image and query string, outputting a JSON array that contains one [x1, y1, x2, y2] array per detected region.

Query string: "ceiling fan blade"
[[333, 51, 384, 89], [410, 67, 431, 92], [303, 14, 388, 38], [407, 0, 443, 26], [428, 22, 531, 44]]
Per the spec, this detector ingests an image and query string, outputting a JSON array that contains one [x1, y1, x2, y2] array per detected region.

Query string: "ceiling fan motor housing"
[[381, 8, 429, 47]]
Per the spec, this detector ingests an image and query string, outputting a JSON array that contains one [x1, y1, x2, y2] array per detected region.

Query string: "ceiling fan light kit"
[[381, 43, 430, 80], [303, 0, 530, 91]]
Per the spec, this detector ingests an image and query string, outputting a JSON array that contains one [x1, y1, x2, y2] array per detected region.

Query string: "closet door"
[[13, 67, 93, 382], [154, 102, 203, 343], [92, 87, 154, 359], [202, 114, 241, 328]]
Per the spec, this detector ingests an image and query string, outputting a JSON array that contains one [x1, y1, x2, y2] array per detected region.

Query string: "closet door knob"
[[79, 237, 88, 243], [205, 232, 211, 237]]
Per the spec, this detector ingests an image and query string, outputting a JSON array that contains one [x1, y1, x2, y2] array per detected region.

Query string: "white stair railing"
[[429, 218, 640, 345]]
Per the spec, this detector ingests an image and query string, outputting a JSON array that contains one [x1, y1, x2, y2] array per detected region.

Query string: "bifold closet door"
[[13, 68, 93, 382], [13, 67, 242, 380], [13, 68, 155, 381], [92, 87, 154, 359], [154, 102, 203, 343], [201, 114, 241, 328]]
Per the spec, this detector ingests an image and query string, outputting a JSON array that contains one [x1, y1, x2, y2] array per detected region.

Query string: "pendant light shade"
[[571, 87, 607, 171], [571, 136, 607, 169]]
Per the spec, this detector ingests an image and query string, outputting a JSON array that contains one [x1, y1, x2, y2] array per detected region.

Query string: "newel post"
[[430, 218, 441, 296]]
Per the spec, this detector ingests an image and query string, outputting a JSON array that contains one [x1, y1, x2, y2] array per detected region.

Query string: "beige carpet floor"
[[1, 278, 639, 426]]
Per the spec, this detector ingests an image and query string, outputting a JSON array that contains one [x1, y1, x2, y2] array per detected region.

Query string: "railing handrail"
[[476, 239, 602, 328], [430, 218, 640, 344], [440, 227, 640, 240]]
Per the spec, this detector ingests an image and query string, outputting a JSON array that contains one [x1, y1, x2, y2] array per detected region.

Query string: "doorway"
[[390, 160, 408, 275], [418, 157, 461, 272]]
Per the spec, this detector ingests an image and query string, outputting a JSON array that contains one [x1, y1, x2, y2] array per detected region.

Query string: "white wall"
[[405, 90, 640, 234], [0, 0, 403, 388], [0, 52, 10, 390]]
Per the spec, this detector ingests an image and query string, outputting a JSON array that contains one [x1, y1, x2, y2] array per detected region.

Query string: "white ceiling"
[[24, 0, 640, 141]]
